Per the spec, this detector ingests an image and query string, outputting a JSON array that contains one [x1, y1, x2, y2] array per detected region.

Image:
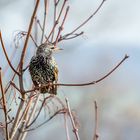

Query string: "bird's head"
[[36, 43, 62, 58]]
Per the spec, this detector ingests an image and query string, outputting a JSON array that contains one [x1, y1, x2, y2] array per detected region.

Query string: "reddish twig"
[[65, 98, 80, 140], [25, 54, 129, 93], [40, 0, 48, 44], [9, 2, 40, 139], [54, 6, 70, 46], [0, 31, 19, 75], [4, 64, 19, 94], [50, 0, 57, 42], [19, 0, 40, 70], [59, 0, 106, 41], [3, 46, 18, 76], [0, 68, 9, 140], [10, 82, 22, 94], [46, 0, 68, 42]]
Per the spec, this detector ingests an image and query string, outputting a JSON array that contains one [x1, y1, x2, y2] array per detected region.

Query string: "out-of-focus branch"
[[14, 31, 38, 48], [25, 54, 129, 93], [65, 98, 80, 140], [0, 68, 9, 140], [93, 101, 99, 140], [0, 32, 19, 75], [23, 109, 67, 132], [26, 95, 54, 128], [19, 94, 40, 140], [64, 112, 70, 140]]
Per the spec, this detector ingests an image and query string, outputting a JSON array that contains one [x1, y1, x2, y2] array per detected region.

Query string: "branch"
[[0, 68, 9, 140], [46, 0, 68, 42], [54, 6, 70, 46], [93, 101, 99, 140], [60, 0, 106, 41], [0, 31, 19, 75], [50, 0, 57, 42], [10, 82, 22, 94], [64, 112, 71, 140], [14, 31, 38, 48], [4, 64, 19, 94], [25, 54, 129, 93], [26, 95, 54, 128], [65, 98, 80, 140], [40, 0, 48, 44], [23, 109, 66, 132], [19, 0, 40, 73], [58, 31, 84, 42]]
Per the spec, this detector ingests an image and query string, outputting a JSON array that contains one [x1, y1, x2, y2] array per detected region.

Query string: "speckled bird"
[[29, 43, 59, 94]]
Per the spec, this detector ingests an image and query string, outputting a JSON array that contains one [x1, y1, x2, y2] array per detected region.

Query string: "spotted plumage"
[[29, 43, 58, 94]]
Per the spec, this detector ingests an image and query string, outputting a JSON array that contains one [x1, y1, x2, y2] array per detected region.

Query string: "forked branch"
[[58, 0, 106, 42], [25, 54, 129, 93], [0, 32, 19, 75]]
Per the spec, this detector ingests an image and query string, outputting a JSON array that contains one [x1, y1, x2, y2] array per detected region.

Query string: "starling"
[[29, 43, 59, 94]]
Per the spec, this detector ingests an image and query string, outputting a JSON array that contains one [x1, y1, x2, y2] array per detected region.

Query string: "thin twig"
[[17, 95, 39, 140], [23, 109, 66, 132], [4, 64, 19, 94], [46, 0, 68, 42], [65, 98, 80, 140], [58, 31, 84, 42], [51, 0, 57, 42], [36, 19, 50, 42], [93, 101, 99, 140], [0, 32, 19, 75], [64, 112, 71, 140], [0, 68, 9, 140], [40, 0, 48, 44], [21, 94, 40, 140], [25, 54, 129, 93], [54, 6, 70, 46], [2, 46, 18, 76], [26, 95, 54, 128], [10, 82, 22, 94], [60, 0, 106, 41], [14, 31, 38, 48]]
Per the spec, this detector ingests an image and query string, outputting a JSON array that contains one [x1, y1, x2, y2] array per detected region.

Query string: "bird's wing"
[[51, 57, 58, 82]]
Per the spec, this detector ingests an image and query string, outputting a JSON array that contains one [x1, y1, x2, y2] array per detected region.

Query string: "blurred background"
[[0, 0, 140, 140]]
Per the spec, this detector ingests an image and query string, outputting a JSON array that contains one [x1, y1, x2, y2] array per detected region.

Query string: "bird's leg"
[[47, 80, 52, 93]]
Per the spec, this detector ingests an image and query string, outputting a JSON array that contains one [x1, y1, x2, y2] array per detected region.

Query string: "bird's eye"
[[51, 47, 55, 49]]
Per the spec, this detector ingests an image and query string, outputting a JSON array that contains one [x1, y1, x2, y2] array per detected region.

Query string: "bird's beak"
[[52, 47, 63, 52]]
